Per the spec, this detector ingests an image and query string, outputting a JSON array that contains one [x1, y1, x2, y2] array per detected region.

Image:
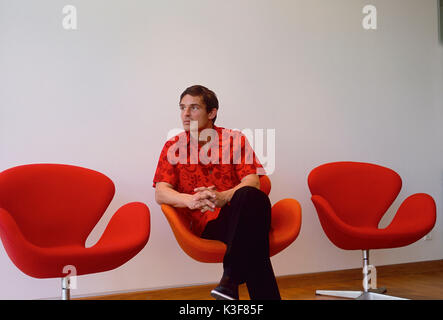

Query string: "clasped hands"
[[186, 186, 229, 213]]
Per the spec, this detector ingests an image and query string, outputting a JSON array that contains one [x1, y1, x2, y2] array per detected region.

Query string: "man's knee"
[[233, 185, 264, 197], [231, 186, 272, 232], [232, 186, 270, 208]]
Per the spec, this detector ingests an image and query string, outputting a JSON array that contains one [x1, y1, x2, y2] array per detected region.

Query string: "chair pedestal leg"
[[61, 277, 71, 300], [315, 250, 408, 300]]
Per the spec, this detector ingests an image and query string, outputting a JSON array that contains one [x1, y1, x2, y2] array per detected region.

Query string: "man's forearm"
[[155, 184, 190, 208], [222, 174, 261, 202]]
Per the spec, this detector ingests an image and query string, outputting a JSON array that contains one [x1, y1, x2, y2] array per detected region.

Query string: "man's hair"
[[180, 85, 219, 124]]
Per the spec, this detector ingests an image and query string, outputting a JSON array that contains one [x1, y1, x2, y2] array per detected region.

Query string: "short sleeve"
[[233, 134, 266, 181], [152, 140, 179, 188]]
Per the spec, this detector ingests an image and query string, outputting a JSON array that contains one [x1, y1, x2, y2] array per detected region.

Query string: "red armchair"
[[0, 164, 150, 299], [308, 161, 436, 300]]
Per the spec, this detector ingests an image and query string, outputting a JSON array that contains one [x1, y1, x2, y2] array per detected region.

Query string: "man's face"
[[179, 94, 217, 131]]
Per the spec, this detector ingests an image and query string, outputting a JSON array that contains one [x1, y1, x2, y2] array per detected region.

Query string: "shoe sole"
[[210, 289, 236, 300]]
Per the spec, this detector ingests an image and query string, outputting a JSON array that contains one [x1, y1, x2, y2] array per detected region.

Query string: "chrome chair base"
[[315, 250, 409, 300], [316, 288, 407, 300]]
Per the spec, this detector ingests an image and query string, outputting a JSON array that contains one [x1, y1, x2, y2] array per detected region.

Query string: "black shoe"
[[211, 285, 239, 300], [210, 275, 239, 300]]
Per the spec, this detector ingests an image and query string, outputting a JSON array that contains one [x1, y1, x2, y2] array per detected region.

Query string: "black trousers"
[[201, 186, 281, 300]]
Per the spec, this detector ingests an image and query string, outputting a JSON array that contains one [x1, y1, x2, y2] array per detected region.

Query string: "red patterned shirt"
[[153, 125, 264, 235]]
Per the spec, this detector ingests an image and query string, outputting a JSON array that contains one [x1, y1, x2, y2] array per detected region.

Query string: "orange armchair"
[[161, 176, 302, 264]]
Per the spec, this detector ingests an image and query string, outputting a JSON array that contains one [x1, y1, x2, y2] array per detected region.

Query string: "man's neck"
[[188, 122, 216, 145], [201, 122, 214, 131]]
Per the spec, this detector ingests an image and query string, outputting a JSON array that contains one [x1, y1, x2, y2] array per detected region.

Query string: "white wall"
[[0, 0, 442, 299]]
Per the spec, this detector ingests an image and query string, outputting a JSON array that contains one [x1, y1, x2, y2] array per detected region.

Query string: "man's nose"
[[183, 107, 191, 116]]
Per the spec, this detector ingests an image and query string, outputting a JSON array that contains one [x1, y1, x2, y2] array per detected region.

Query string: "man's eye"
[[192, 106, 199, 110]]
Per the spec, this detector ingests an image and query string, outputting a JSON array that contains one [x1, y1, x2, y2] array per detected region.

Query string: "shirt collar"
[[185, 125, 222, 145]]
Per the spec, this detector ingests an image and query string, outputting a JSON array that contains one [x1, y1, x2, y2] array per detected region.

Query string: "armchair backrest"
[[0, 164, 115, 247], [308, 162, 402, 228], [259, 175, 271, 195]]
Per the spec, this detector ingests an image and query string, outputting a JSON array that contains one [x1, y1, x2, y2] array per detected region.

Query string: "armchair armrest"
[[386, 193, 436, 236], [311, 195, 365, 250], [269, 198, 302, 256], [0, 208, 46, 277], [93, 202, 150, 251]]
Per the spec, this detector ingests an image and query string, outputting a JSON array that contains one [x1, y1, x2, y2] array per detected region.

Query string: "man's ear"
[[208, 108, 217, 120]]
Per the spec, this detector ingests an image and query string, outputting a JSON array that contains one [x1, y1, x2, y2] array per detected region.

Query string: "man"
[[153, 85, 281, 300]]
